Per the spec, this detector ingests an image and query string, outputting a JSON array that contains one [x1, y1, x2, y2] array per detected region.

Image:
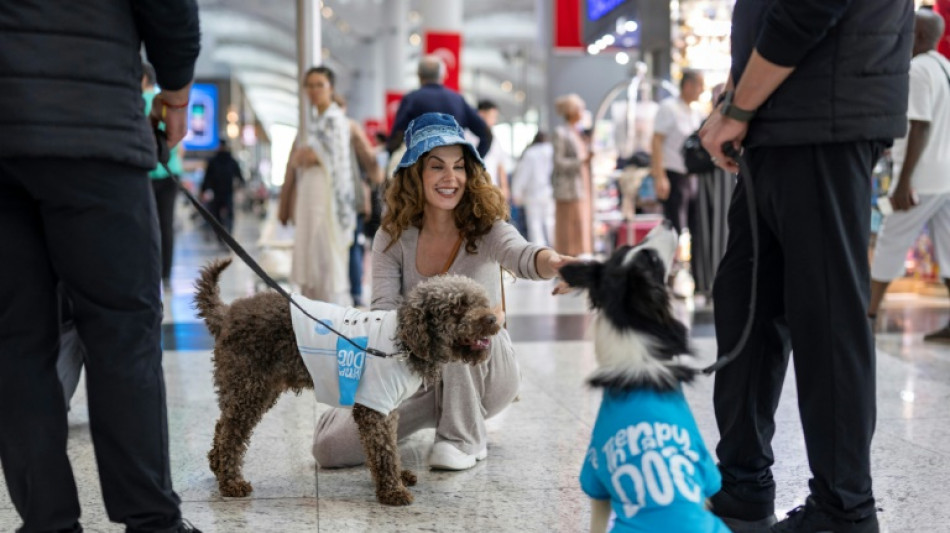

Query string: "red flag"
[[384, 91, 403, 134], [936, 0, 950, 59], [554, 0, 584, 51], [424, 31, 462, 91]]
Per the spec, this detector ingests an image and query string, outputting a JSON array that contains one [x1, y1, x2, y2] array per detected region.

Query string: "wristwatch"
[[720, 91, 756, 122]]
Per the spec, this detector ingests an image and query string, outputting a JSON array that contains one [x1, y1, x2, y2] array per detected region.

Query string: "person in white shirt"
[[468, 100, 510, 199], [651, 70, 705, 234], [869, 9, 950, 341], [511, 132, 555, 245]]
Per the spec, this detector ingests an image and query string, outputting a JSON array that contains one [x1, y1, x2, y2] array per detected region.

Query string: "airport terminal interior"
[[2, 213, 950, 532], [3, 0, 950, 531]]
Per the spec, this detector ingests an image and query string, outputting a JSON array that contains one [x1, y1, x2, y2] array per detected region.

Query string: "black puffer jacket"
[[732, 0, 913, 147], [0, 1, 200, 169]]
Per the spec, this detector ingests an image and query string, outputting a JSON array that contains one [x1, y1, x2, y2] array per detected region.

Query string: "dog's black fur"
[[560, 232, 695, 392]]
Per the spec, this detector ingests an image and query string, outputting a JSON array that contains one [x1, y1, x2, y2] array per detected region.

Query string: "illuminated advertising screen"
[[183, 83, 219, 151], [588, 0, 626, 21]]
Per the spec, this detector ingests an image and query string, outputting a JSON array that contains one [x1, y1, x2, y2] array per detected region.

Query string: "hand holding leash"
[[148, 84, 192, 147], [699, 110, 746, 174]]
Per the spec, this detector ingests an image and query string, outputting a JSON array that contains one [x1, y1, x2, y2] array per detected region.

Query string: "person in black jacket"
[[0, 1, 202, 532], [386, 55, 492, 158], [700, 1, 913, 532], [201, 140, 244, 234]]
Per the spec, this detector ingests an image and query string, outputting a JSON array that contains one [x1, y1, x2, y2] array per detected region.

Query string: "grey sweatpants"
[[312, 329, 520, 467]]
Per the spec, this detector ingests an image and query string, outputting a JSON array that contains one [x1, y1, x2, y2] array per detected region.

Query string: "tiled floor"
[[3, 208, 950, 532]]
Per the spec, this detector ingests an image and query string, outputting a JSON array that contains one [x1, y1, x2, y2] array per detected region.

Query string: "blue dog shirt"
[[580, 387, 729, 533]]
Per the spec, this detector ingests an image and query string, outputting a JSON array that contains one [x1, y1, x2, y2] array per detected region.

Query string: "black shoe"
[[177, 519, 202, 533], [710, 489, 777, 532], [772, 497, 878, 533]]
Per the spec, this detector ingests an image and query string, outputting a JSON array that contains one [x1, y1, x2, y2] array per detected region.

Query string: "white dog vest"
[[290, 297, 421, 416]]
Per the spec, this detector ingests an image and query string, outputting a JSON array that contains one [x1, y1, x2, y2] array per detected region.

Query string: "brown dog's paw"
[[377, 486, 414, 506], [219, 479, 254, 497], [400, 469, 417, 486]]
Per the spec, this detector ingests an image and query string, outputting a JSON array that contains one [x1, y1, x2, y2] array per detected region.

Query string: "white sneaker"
[[428, 441, 487, 471]]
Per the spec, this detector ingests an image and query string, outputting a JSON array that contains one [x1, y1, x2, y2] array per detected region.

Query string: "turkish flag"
[[554, 0, 583, 51], [937, 0, 950, 59], [363, 119, 383, 145], [425, 31, 462, 92], [384, 91, 403, 134]]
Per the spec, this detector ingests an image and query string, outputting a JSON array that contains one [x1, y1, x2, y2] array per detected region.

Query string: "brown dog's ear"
[[397, 303, 431, 359]]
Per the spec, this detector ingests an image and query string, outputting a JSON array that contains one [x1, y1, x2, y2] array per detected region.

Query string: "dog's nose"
[[486, 314, 497, 324]]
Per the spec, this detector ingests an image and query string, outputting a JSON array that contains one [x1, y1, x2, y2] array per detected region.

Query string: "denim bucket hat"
[[397, 112, 486, 170]]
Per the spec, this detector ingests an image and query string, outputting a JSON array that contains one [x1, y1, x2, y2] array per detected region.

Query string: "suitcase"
[[616, 215, 664, 248]]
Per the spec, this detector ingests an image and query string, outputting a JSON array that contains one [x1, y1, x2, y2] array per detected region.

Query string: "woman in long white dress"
[[278, 66, 355, 304]]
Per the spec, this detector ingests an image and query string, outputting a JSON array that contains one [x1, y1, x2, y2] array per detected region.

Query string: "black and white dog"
[[560, 221, 729, 533]]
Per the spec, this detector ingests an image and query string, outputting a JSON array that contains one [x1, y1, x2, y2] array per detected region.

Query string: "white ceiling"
[[195, 0, 543, 131]]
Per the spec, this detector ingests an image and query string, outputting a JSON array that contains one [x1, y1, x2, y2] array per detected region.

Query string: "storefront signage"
[[588, 0, 627, 21], [183, 83, 218, 151]]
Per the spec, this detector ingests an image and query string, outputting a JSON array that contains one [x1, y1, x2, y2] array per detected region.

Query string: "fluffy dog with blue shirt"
[[559, 221, 728, 532], [195, 259, 499, 506]]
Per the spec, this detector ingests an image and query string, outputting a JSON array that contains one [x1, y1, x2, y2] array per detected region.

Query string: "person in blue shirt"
[[386, 55, 492, 158]]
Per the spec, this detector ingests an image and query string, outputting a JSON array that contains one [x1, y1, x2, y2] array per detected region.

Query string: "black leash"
[[153, 129, 392, 358], [702, 143, 758, 374]]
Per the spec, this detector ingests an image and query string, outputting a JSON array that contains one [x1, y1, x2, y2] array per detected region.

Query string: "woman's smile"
[[435, 186, 460, 198], [422, 145, 467, 211]]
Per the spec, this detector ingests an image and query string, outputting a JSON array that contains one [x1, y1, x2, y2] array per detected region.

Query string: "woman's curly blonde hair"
[[381, 147, 509, 253]]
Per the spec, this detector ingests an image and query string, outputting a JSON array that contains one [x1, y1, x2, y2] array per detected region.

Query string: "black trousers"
[[150, 178, 177, 281], [661, 169, 698, 236], [0, 158, 182, 532], [207, 197, 234, 235], [712, 142, 883, 521]]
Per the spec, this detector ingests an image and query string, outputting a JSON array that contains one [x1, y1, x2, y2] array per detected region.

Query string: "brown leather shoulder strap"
[[440, 236, 464, 275]]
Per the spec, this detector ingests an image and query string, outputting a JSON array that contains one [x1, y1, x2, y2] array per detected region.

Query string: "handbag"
[[682, 130, 716, 175]]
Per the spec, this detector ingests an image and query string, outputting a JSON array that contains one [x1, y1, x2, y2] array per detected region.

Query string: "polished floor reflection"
[[2, 210, 950, 532]]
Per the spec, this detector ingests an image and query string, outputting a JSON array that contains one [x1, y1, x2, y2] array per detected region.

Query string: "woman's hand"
[[551, 279, 577, 296], [538, 251, 575, 278], [542, 252, 580, 295], [492, 304, 506, 327]]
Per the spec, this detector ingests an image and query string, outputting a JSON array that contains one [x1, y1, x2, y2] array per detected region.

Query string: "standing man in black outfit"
[[386, 55, 492, 158], [201, 140, 245, 235], [700, 0, 913, 532], [0, 1, 202, 532]]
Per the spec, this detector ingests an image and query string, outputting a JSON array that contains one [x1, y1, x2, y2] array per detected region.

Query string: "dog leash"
[[702, 143, 758, 374], [153, 129, 394, 358]]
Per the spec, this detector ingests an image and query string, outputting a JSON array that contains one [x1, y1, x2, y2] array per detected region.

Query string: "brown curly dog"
[[195, 258, 500, 506]]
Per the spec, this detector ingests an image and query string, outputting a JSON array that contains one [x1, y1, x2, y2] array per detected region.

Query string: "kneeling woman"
[[313, 112, 572, 470]]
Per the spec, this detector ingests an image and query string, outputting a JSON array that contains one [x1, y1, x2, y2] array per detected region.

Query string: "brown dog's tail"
[[194, 258, 232, 338]]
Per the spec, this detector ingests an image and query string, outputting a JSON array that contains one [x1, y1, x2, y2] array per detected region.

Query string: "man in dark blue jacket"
[[386, 55, 492, 158], [0, 1, 202, 532], [701, 1, 913, 531]]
